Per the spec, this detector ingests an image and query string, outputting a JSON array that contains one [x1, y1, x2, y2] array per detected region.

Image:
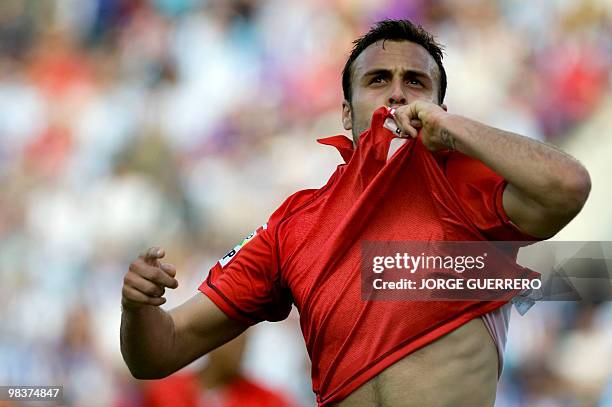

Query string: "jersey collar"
[[316, 106, 398, 163], [316, 135, 355, 163]]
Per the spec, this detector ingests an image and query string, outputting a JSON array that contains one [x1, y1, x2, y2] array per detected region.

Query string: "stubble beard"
[[350, 108, 370, 145]]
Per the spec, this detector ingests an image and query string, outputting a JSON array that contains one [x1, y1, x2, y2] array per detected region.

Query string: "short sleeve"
[[198, 190, 315, 325], [199, 221, 291, 325], [444, 151, 541, 243]]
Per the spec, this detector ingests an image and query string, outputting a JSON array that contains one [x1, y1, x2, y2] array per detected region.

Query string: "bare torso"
[[331, 318, 499, 407]]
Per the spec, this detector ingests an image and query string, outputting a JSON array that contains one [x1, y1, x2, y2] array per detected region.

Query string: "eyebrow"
[[360, 68, 432, 83]]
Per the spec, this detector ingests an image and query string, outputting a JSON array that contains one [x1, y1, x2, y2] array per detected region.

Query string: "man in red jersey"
[[142, 333, 297, 407], [121, 20, 590, 406]]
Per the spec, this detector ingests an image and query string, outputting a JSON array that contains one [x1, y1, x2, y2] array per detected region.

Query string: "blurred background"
[[0, 0, 611, 406]]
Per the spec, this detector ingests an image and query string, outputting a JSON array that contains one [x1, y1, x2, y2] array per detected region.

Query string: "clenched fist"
[[391, 100, 456, 152], [122, 247, 179, 309]]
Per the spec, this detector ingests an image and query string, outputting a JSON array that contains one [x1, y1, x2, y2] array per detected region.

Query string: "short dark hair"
[[342, 19, 447, 104]]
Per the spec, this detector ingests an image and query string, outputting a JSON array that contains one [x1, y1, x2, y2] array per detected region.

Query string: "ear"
[[342, 100, 353, 130], [441, 103, 448, 112]]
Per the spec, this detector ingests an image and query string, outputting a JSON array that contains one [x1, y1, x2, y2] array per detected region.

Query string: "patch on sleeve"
[[218, 223, 268, 268]]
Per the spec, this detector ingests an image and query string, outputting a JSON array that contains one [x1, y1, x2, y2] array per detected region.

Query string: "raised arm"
[[120, 247, 248, 379], [392, 101, 591, 238]]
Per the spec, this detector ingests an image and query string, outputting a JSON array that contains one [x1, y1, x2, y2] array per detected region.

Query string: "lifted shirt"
[[200, 106, 541, 405]]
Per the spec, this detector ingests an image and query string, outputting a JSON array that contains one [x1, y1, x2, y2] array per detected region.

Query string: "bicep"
[[169, 293, 249, 366], [502, 182, 564, 239]]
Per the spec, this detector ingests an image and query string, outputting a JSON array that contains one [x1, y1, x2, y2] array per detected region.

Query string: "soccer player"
[[142, 333, 297, 407], [120, 20, 590, 406]]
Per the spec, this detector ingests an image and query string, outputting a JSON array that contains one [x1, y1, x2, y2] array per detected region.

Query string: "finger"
[[408, 100, 424, 119], [139, 247, 159, 260], [122, 286, 166, 306], [129, 274, 166, 297], [129, 259, 178, 289], [139, 247, 165, 266], [409, 125, 418, 138], [140, 262, 179, 289], [399, 125, 418, 139], [392, 110, 418, 138], [160, 263, 177, 278], [410, 119, 422, 129]]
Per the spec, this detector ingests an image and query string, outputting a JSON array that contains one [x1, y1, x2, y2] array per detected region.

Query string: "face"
[[342, 40, 446, 143]]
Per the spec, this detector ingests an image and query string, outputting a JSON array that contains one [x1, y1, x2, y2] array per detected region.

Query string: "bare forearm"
[[120, 295, 248, 380], [443, 114, 590, 209], [120, 305, 177, 379], [393, 101, 590, 237], [121, 249, 248, 380]]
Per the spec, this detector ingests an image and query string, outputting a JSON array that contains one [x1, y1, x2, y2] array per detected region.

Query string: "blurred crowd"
[[0, 0, 611, 406]]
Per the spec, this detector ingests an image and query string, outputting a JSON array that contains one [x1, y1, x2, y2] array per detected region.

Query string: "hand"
[[392, 101, 456, 152], [122, 247, 179, 309]]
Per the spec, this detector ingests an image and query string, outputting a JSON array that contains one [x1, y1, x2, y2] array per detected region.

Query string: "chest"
[[277, 169, 480, 310]]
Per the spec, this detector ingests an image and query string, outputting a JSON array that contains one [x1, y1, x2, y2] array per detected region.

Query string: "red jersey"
[[143, 373, 295, 407], [200, 107, 540, 405]]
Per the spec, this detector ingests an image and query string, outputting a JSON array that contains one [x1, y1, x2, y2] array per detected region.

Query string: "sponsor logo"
[[219, 223, 267, 267]]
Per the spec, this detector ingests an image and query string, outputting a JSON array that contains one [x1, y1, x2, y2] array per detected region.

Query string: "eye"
[[407, 79, 423, 87], [370, 76, 387, 84]]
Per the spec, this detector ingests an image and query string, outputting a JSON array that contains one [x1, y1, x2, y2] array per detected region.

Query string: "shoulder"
[[268, 186, 326, 228], [274, 189, 318, 217], [271, 164, 347, 222]]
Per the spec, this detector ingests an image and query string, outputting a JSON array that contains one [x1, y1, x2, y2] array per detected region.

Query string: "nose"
[[388, 80, 407, 107]]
